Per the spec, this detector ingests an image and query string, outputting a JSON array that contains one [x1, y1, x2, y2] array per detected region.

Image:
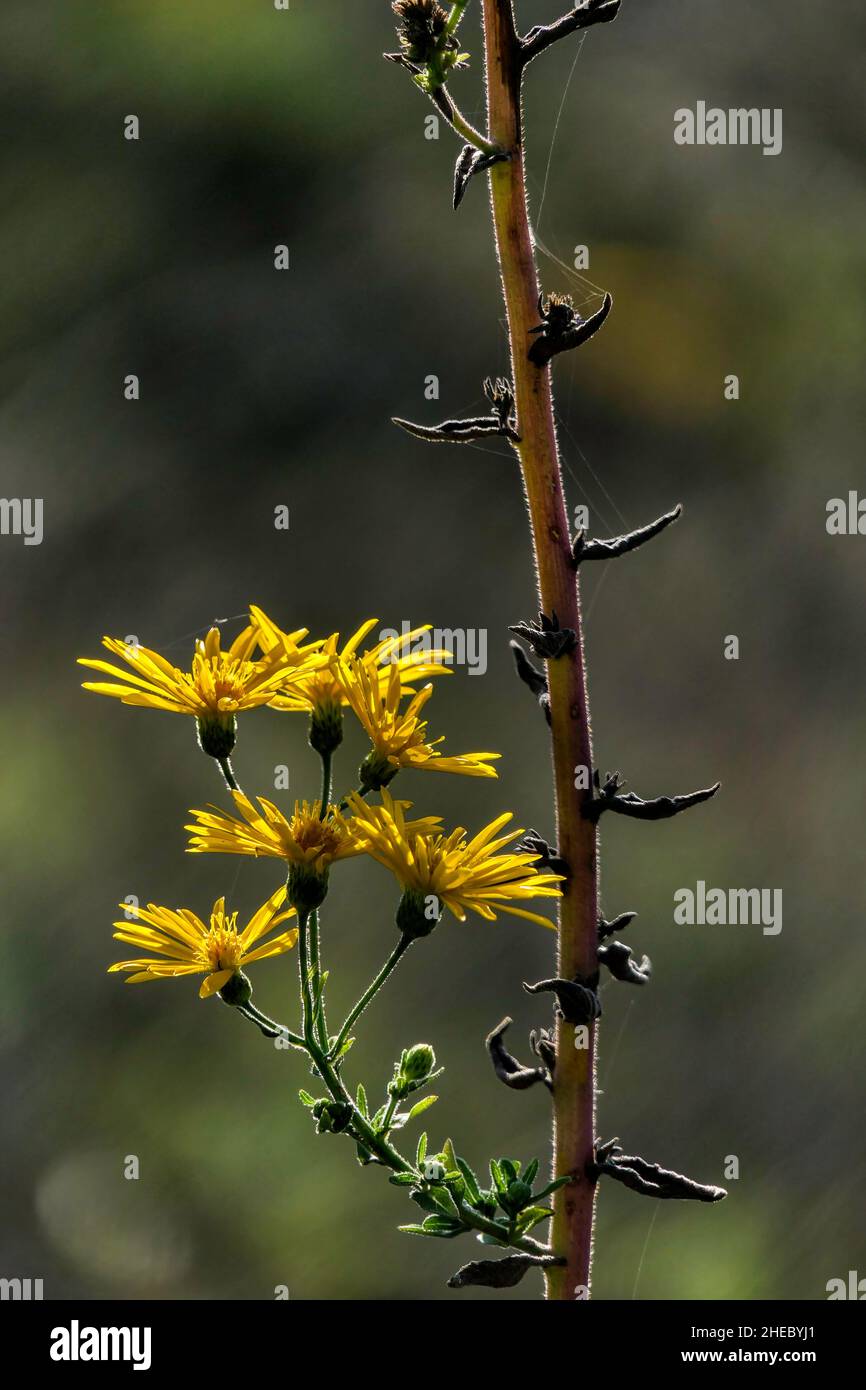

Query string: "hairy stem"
[[301, 968, 547, 1257], [329, 935, 412, 1061], [297, 909, 317, 1049], [217, 755, 241, 792], [308, 908, 329, 1049], [430, 87, 496, 151], [481, 0, 599, 1299], [319, 750, 333, 813]]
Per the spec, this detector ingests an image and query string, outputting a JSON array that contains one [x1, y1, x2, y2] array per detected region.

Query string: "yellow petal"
[[199, 969, 233, 999]]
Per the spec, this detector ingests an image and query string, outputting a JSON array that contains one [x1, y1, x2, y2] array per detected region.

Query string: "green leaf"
[[407, 1095, 439, 1121], [416, 1132, 428, 1166], [332, 1036, 355, 1063], [355, 1142, 374, 1167], [499, 1158, 520, 1185], [534, 1175, 572, 1203], [389, 1172, 419, 1187], [298, 1090, 316, 1108], [431, 1185, 463, 1221], [411, 1190, 450, 1216], [356, 1083, 369, 1118], [455, 1157, 482, 1205], [422, 1215, 465, 1238], [524, 1158, 540, 1188], [398, 1216, 464, 1239], [490, 1160, 507, 1194], [312, 969, 329, 1004], [442, 1137, 459, 1173], [515, 1206, 553, 1234]]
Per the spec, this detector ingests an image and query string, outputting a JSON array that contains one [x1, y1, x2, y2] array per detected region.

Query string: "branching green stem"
[[429, 87, 495, 152], [328, 935, 412, 1062], [237, 1002, 304, 1047], [283, 902, 550, 1257]]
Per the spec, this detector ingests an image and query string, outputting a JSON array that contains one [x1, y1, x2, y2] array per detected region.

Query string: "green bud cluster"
[[396, 1148, 571, 1246], [390, 1043, 438, 1101], [312, 1099, 352, 1135]]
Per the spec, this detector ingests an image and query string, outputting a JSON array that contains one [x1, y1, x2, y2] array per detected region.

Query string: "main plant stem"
[[482, 0, 599, 1299]]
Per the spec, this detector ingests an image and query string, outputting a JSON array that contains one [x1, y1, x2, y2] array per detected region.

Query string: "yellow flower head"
[[336, 656, 499, 788], [186, 792, 362, 870], [250, 608, 452, 714], [108, 886, 298, 998], [348, 790, 564, 929], [78, 623, 324, 721]]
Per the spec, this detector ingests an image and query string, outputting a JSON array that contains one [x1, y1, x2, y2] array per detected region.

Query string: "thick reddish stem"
[[481, 0, 600, 1299]]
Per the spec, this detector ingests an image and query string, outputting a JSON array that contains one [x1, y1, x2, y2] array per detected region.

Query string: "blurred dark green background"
[[2, 0, 864, 1300]]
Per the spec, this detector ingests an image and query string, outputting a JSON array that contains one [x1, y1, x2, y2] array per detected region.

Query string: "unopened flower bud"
[[402, 1043, 436, 1083], [421, 1158, 446, 1183]]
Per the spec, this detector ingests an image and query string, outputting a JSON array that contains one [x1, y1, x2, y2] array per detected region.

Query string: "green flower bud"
[[421, 1158, 446, 1183], [309, 700, 343, 757], [196, 712, 237, 760], [501, 1179, 533, 1217], [287, 862, 329, 914], [396, 888, 440, 940], [217, 970, 252, 1007], [312, 1099, 352, 1135], [402, 1043, 436, 1083]]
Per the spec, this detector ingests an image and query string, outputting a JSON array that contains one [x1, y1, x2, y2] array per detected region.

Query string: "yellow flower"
[[336, 656, 499, 787], [348, 790, 563, 929], [186, 793, 363, 869], [250, 608, 452, 714], [186, 792, 440, 912], [78, 623, 323, 720], [108, 886, 298, 998]]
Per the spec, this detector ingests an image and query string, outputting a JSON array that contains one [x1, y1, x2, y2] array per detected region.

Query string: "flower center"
[[202, 914, 244, 974], [292, 815, 345, 861]]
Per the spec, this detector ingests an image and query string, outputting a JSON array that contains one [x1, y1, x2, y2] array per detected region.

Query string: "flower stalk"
[[481, 0, 599, 1299]]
